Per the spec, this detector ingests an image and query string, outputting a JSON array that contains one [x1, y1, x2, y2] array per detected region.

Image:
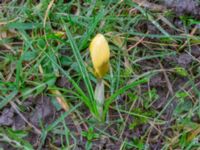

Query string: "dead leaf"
[[49, 89, 69, 111], [0, 108, 14, 126], [187, 125, 200, 142]]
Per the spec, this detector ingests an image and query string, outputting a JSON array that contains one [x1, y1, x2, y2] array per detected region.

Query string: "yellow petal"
[[89, 34, 110, 78]]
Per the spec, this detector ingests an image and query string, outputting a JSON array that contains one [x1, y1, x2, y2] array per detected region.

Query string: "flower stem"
[[94, 79, 104, 118]]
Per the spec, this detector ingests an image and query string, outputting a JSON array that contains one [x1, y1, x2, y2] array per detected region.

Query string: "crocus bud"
[[89, 34, 110, 78]]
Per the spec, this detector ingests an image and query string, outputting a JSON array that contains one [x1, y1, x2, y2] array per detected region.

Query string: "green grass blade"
[[40, 102, 82, 148], [103, 78, 148, 120], [0, 90, 18, 110], [78, 9, 105, 50], [63, 23, 97, 115], [44, 52, 92, 111]]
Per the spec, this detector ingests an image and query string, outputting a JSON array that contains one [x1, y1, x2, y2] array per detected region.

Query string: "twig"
[[43, 0, 55, 27], [132, 0, 166, 12], [0, 17, 18, 25], [179, 25, 198, 51], [187, 126, 200, 142], [9, 101, 42, 135], [158, 61, 174, 96], [127, 33, 147, 52]]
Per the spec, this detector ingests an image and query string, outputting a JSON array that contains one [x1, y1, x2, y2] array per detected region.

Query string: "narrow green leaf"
[[103, 78, 148, 120], [0, 90, 18, 110], [79, 10, 105, 50], [63, 23, 97, 115], [44, 52, 91, 110], [40, 102, 82, 146], [7, 22, 42, 30], [131, 2, 174, 41]]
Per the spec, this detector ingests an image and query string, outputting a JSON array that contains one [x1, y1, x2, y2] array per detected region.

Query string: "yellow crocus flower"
[[89, 34, 110, 78]]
